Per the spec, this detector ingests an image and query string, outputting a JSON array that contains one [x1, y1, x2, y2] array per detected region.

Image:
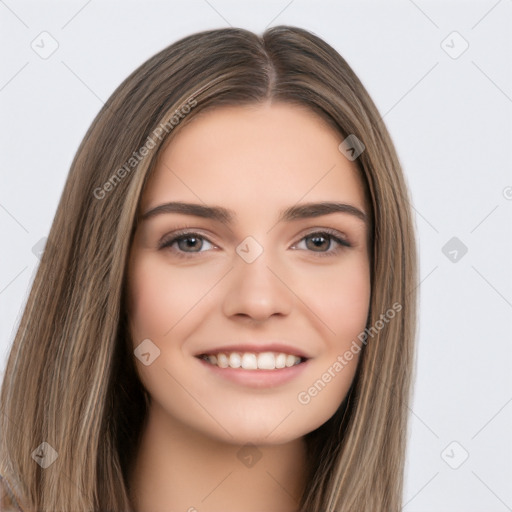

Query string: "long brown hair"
[[0, 26, 417, 511]]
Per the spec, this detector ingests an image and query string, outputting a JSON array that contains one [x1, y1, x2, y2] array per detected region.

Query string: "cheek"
[[127, 256, 215, 341], [298, 255, 371, 340], [128, 262, 173, 341], [330, 272, 370, 338], [285, 257, 369, 427]]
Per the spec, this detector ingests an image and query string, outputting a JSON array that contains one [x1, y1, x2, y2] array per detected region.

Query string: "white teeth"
[[241, 353, 258, 370], [201, 351, 303, 370], [217, 353, 229, 368], [285, 354, 296, 368], [257, 352, 275, 370], [275, 353, 286, 369], [229, 353, 241, 368]]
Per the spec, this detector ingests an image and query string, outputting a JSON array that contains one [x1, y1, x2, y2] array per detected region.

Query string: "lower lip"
[[196, 357, 309, 388]]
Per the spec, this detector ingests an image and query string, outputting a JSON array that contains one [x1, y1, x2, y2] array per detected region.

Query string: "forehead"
[[141, 102, 367, 215]]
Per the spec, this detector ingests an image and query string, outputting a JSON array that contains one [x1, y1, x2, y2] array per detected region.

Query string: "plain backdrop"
[[1, 1, 511, 510]]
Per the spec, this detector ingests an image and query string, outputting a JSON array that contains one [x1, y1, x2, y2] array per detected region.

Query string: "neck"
[[129, 401, 307, 512]]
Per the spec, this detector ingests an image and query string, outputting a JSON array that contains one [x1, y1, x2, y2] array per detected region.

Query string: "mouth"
[[196, 351, 308, 370], [193, 343, 311, 387]]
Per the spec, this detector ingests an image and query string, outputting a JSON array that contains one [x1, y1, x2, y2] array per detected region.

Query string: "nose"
[[221, 248, 294, 322]]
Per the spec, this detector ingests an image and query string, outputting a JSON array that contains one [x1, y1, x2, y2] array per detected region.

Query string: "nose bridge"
[[222, 236, 293, 320]]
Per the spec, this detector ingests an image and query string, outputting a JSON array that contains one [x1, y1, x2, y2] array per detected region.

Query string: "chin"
[[199, 412, 332, 447]]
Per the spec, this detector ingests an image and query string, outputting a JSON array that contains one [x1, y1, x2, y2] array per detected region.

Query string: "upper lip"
[[195, 343, 311, 359]]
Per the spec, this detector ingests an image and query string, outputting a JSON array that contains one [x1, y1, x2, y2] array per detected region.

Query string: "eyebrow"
[[140, 201, 368, 226]]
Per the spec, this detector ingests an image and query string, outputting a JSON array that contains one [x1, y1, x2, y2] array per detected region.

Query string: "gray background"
[[1, 1, 511, 510]]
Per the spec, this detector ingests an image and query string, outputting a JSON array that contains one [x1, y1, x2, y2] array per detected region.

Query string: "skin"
[[126, 102, 371, 512]]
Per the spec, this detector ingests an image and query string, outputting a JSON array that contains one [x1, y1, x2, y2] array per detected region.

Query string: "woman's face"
[[127, 102, 371, 444]]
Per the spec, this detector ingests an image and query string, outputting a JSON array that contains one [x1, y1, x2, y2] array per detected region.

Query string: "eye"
[[292, 230, 351, 255], [159, 231, 215, 255], [158, 228, 351, 258]]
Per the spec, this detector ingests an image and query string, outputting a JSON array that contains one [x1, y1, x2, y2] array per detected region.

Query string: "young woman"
[[0, 26, 417, 511]]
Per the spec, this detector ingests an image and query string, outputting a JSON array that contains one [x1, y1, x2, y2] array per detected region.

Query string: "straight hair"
[[0, 26, 417, 511]]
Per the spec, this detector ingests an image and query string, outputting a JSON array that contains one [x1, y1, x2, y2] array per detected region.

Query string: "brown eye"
[[305, 233, 331, 251], [293, 230, 351, 256], [159, 232, 215, 255], [176, 236, 203, 252]]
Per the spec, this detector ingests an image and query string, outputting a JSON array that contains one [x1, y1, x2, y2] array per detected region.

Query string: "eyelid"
[[158, 228, 218, 251], [293, 227, 351, 247], [290, 228, 352, 256], [158, 226, 352, 257]]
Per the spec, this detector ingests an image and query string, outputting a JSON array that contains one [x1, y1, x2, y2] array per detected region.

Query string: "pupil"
[[180, 237, 201, 251], [307, 235, 329, 251]]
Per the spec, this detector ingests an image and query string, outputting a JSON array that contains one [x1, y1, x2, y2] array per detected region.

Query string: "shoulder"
[[0, 474, 25, 512]]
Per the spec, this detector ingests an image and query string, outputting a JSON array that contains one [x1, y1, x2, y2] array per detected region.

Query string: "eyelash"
[[158, 228, 351, 259]]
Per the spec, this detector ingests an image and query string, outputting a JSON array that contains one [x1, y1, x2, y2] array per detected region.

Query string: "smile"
[[198, 351, 306, 370]]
